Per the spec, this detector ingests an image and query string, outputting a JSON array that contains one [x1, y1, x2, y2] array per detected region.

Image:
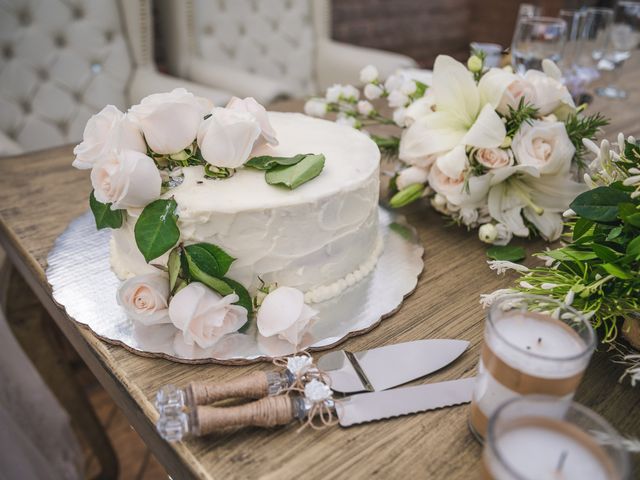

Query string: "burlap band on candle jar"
[[470, 400, 489, 439], [481, 344, 585, 396]]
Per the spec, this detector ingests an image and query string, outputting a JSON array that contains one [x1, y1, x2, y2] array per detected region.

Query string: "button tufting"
[[72, 91, 83, 102], [18, 9, 31, 26], [36, 68, 48, 81], [72, 6, 84, 19], [19, 100, 31, 114], [7, 129, 17, 140], [104, 30, 114, 42], [91, 62, 102, 73], [238, 24, 246, 35], [53, 33, 67, 48], [203, 25, 214, 35], [56, 120, 68, 133], [2, 44, 13, 59]]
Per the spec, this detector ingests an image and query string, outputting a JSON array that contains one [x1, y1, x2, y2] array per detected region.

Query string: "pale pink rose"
[[117, 273, 170, 326], [479, 69, 536, 115], [129, 88, 211, 154], [169, 283, 248, 349], [90, 150, 161, 209], [498, 78, 536, 114], [197, 107, 261, 168], [473, 148, 513, 169], [257, 287, 317, 346], [512, 121, 575, 175], [226, 96, 278, 145], [428, 162, 492, 208], [523, 70, 576, 117], [73, 105, 145, 169]]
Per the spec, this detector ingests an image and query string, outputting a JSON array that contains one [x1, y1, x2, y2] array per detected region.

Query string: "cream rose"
[[197, 107, 261, 168], [473, 148, 513, 169], [512, 121, 575, 175], [117, 273, 170, 326], [129, 88, 211, 154], [257, 287, 318, 345], [90, 150, 161, 209], [523, 70, 576, 117], [73, 105, 145, 169], [428, 162, 492, 208], [169, 283, 247, 349], [479, 69, 536, 115], [226, 96, 278, 146]]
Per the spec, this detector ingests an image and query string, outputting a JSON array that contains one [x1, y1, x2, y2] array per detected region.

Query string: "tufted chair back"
[[0, 0, 136, 154], [190, 0, 318, 96]]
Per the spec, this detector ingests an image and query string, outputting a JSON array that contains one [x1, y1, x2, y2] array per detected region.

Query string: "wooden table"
[[2, 67, 640, 479]]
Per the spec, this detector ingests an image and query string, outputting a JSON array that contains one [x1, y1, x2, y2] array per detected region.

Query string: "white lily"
[[399, 55, 506, 176], [488, 173, 587, 241]]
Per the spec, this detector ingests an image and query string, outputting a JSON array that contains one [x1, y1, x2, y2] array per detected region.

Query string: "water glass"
[[512, 17, 567, 74]]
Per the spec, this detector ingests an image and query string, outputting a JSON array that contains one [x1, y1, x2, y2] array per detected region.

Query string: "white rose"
[[73, 105, 145, 169], [396, 166, 429, 190], [169, 282, 247, 349], [197, 107, 261, 168], [90, 150, 161, 209], [524, 70, 576, 117], [364, 83, 383, 100], [226, 96, 278, 146], [473, 148, 513, 169], [304, 98, 328, 117], [360, 65, 379, 83], [117, 273, 170, 326], [257, 287, 318, 345], [388, 90, 409, 108], [479, 69, 536, 115], [512, 121, 575, 175], [428, 162, 492, 207], [129, 88, 211, 154], [357, 100, 374, 116], [325, 84, 343, 103]]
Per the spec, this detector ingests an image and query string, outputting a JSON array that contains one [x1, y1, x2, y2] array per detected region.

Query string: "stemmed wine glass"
[[511, 16, 567, 74], [573, 8, 614, 93], [558, 9, 587, 95], [596, 1, 640, 99]]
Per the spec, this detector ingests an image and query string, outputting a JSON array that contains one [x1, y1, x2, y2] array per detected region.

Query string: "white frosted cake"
[[110, 112, 381, 303]]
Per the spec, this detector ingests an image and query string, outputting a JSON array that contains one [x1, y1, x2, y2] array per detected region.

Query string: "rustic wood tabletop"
[[1, 60, 639, 479]]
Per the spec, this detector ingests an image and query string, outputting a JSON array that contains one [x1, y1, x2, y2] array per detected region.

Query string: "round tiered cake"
[[110, 112, 382, 304]]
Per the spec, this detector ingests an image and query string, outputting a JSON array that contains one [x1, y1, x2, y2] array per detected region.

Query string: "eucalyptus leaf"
[[89, 190, 124, 230], [168, 247, 181, 293], [265, 154, 325, 189], [570, 186, 631, 222], [245, 153, 308, 170], [486, 245, 526, 262], [134, 198, 180, 262]]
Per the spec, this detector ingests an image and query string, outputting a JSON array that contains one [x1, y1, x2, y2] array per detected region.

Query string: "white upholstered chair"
[[0, 0, 231, 157], [157, 0, 418, 103]]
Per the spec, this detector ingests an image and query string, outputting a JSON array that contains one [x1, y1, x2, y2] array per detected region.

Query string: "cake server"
[[157, 377, 476, 440], [178, 339, 469, 405]]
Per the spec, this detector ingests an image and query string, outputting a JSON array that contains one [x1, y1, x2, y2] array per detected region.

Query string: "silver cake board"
[[46, 207, 424, 364]]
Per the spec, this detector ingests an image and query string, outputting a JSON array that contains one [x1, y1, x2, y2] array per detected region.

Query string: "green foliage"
[[564, 112, 609, 166], [265, 154, 325, 189], [389, 183, 425, 208], [89, 191, 124, 230], [486, 245, 526, 262], [504, 99, 539, 138], [246, 154, 309, 170], [134, 198, 180, 262], [570, 186, 632, 222], [371, 135, 400, 154]]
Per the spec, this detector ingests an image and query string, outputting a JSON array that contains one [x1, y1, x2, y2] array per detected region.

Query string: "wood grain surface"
[[1, 59, 640, 479]]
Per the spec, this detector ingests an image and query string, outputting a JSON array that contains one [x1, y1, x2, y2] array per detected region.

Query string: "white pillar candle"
[[470, 295, 596, 439]]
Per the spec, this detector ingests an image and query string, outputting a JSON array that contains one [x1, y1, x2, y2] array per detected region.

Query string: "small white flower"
[[480, 288, 517, 308], [541, 283, 558, 290], [387, 90, 409, 108], [341, 85, 360, 101], [623, 175, 640, 186], [385, 74, 403, 91], [360, 65, 379, 84], [618, 132, 626, 152], [488, 260, 530, 275], [304, 379, 332, 403], [325, 84, 343, 103], [400, 79, 417, 95], [564, 290, 575, 306], [364, 83, 383, 100], [336, 113, 357, 128], [357, 100, 374, 116], [519, 281, 534, 289], [287, 356, 313, 376], [563, 209, 576, 218], [460, 207, 479, 226], [479, 224, 498, 244], [493, 224, 513, 246], [304, 98, 328, 117], [393, 107, 407, 127]]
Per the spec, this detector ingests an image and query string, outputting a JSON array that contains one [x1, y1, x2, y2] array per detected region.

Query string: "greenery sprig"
[[504, 99, 539, 138], [564, 112, 609, 168]]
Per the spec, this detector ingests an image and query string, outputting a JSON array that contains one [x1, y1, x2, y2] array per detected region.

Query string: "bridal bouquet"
[[484, 133, 640, 385], [304, 53, 608, 245]]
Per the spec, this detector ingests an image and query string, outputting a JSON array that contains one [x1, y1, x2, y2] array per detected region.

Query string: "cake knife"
[[178, 339, 469, 405], [156, 377, 475, 441]]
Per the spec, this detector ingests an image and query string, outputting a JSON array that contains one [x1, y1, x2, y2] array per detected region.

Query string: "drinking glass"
[[511, 17, 567, 74], [596, 1, 640, 99], [558, 9, 587, 96], [574, 8, 614, 89], [517, 3, 540, 20]]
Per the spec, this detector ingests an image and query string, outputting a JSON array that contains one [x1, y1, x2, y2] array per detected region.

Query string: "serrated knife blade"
[[317, 339, 469, 393], [335, 377, 475, 427]]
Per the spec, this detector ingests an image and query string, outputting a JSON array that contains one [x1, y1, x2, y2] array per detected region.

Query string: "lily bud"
[[467, 55, 483, 73], [478, 223, 498, 244], [389, 183, 425, 208]]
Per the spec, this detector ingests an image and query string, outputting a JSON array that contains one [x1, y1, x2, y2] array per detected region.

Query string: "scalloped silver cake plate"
[[46, 207, 424, 365]]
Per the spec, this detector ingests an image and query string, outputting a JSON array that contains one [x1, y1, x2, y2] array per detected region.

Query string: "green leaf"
[[184, 243, 235, 277], [265, 154, 325, 189], [572, 218, 594, 241], [570, 186, 631, 222], [544, 247, 598, 262], [245, 153, 308, 170], [618, 203, 640, 227], [223, 276, 253, 317], [168, 247, 181, 293], [601, 263, 633, 279], [185, 257, 234, 295], [486, 245, 526, 262], [389, 183, 425, 208], [592, 244, 621, 263], [606, 226, 623, 241], [627, 235, 640, 257], [371, 135, 400, 153], [89, 190, 124, 230], [134, 199, 180, 262]]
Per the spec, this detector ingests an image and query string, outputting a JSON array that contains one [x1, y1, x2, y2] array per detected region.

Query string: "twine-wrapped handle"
[[194, 395, 298, 434], [187, 371, 275, 405]]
